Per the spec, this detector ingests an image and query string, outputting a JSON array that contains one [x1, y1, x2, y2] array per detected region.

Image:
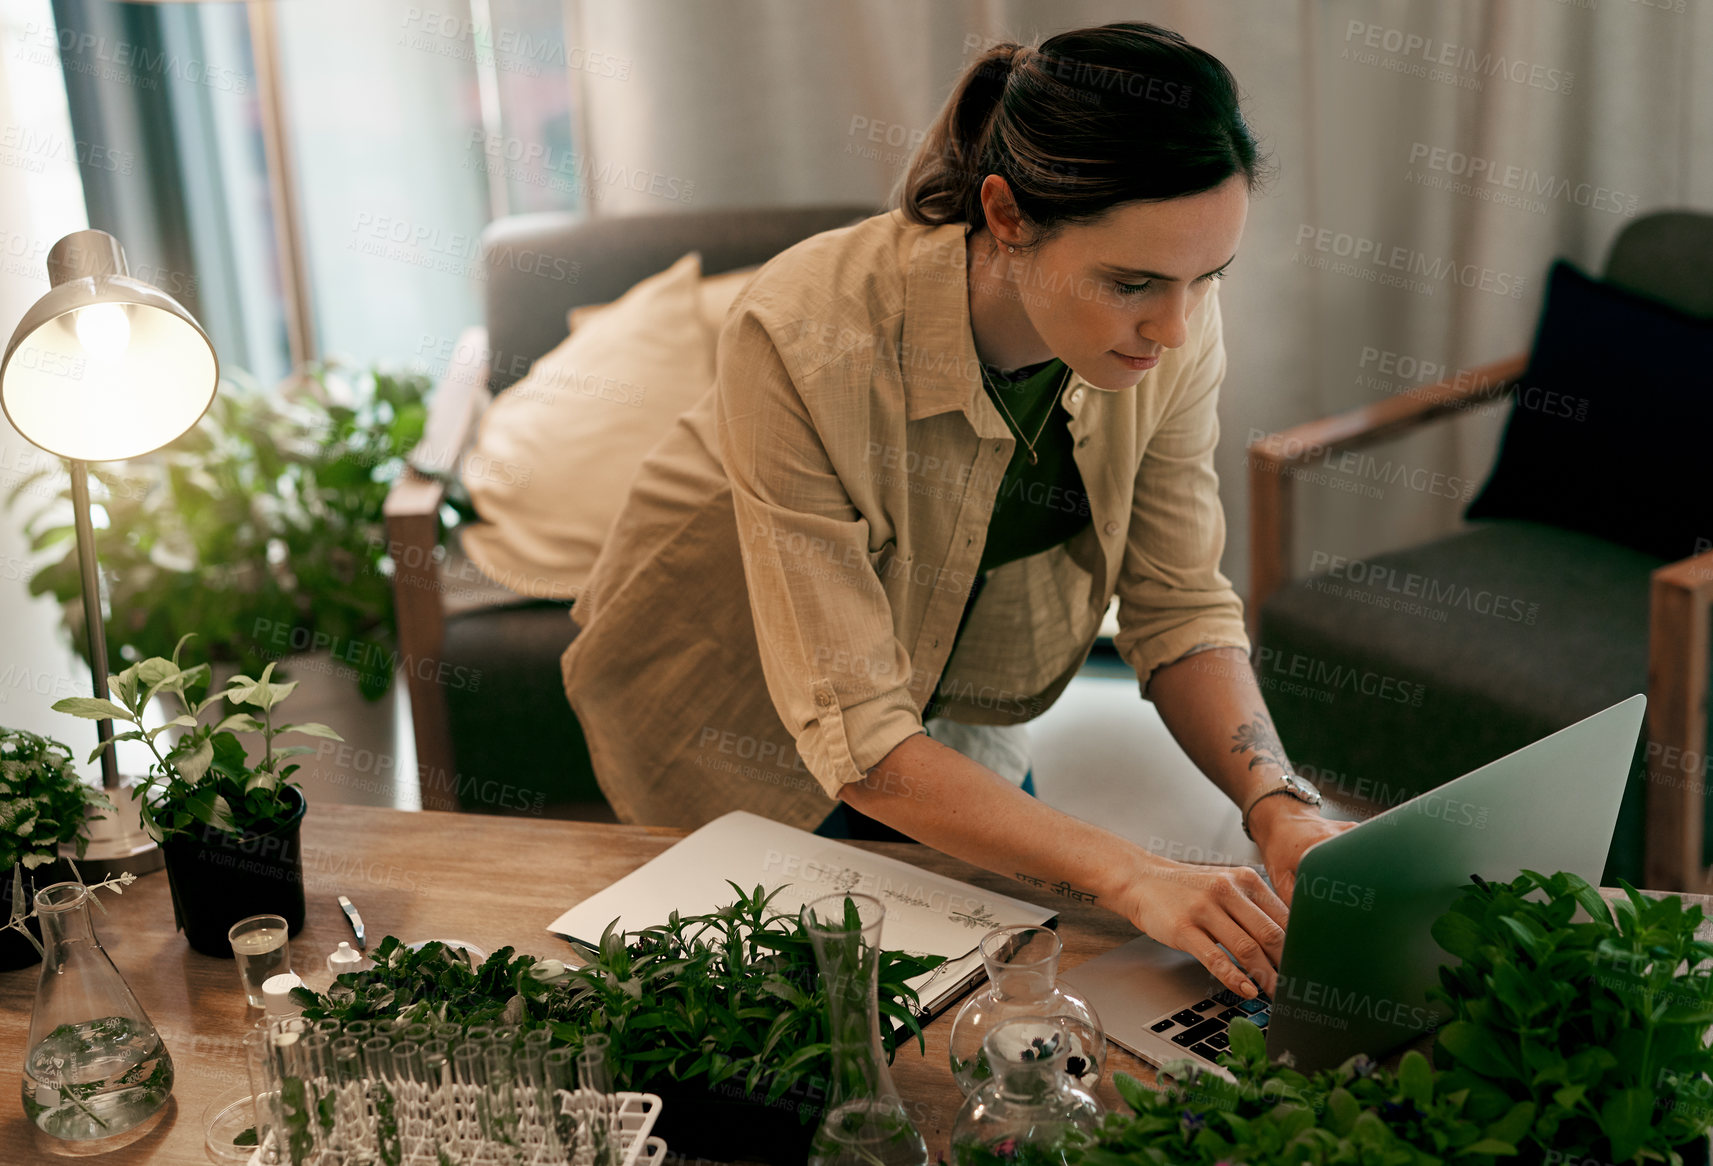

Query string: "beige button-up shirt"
[[560, 209, 1249, 831]]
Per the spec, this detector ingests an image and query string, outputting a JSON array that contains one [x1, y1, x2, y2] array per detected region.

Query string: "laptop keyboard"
[[1144, 986, 1272, 1067]]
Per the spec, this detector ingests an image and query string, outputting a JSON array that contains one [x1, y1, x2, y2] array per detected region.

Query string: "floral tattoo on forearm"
[[1230, 709, 1288, 774]]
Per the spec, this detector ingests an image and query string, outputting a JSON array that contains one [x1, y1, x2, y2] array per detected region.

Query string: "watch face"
[[1285, 775, 1322, 802]]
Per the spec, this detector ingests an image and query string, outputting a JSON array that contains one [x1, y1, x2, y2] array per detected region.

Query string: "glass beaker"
[[229, 913, 291, 1008], [801, 893, 929, 1166], [950, 1016, 1103, 1164], [948, 924, 1105, 1095], [20, 881, 174, 1142]]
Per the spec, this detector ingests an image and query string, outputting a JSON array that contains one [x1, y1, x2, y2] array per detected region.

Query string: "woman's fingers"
[[1238, 865, 1290, 934], [1124, 857, 1292, 1000], [1179, 924, 1263, 999], [1199, 896, 1283, 997]]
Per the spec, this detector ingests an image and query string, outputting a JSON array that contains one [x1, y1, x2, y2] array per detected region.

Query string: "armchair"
[[1248, 211, 1713, 891], [382, 205, 878, 815]]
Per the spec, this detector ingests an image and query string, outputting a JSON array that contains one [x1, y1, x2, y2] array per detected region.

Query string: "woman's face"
[[994, 173, 1250, 392]]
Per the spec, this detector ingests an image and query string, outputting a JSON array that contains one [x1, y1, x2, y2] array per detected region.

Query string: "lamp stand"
[[69, 458, 117, 791], [67, 458, 163, 878]]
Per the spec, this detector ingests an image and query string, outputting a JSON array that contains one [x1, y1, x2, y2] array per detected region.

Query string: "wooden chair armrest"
[[1644, 547, 1713, 891], [408, 325, 492, 482], [1248, 352, 1527, 470], [382, 325, 490, 810], [1246, 352, 1529, 633]]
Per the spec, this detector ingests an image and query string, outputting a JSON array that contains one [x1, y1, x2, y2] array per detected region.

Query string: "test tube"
[[484, 1041, 518, 1143], [331, 1036, 363, 1085], [485, 1041, 516, 1087], [401, 1022, 432, 1044], [392, 1040, 427, 1086], [452, 1041, 488, 1088], [343, 1020, 374, 1042], [523, 1027, 552, 1051], [577, 1040, 613, 1095], [299, 1031, 333, 1084], [243, 1025, 283, 1154], [543, 1047, 576, 1094], [361, 1035, 395, 1081]]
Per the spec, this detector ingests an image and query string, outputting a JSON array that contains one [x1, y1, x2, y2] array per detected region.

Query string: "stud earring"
[[1007, 245, 1016, 253]]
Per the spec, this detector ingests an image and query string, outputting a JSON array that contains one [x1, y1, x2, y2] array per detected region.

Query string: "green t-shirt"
[[976, 357, 1093, 575], [923, 358, 1092, 720]]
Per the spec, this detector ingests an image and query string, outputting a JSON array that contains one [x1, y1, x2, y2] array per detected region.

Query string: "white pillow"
[[460, 253, 753, 599]]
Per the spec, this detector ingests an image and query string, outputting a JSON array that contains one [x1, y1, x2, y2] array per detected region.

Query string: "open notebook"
[[545, 811, 1057, 1019]]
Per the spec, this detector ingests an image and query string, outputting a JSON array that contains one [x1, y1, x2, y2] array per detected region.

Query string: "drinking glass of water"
[[229, 914, 290, 1008]]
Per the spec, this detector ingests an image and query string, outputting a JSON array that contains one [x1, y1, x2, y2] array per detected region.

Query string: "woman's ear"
[[978, 174, 1028, 248]]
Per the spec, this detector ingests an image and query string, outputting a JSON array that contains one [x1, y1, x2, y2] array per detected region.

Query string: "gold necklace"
[[982, 361, 1070, 466]]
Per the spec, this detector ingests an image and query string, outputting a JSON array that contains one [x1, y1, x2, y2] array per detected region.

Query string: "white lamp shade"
[[0, 234, 219, 463]]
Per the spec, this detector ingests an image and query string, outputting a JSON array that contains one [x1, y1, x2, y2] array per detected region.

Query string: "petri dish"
[[203, 1082, 271, 1164]]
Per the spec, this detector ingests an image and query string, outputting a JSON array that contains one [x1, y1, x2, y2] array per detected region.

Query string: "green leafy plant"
[[1058, 1020, 1526, 1165], [13, 362, 428, 700], [0, 726, 112, 871], [51, 635, 342, 842], [291, 885, 944, 1118], [1428, 869, 1713, 1163]]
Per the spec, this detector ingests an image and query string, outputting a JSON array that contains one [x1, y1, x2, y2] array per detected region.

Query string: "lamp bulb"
[[74, 303, 130, 364]]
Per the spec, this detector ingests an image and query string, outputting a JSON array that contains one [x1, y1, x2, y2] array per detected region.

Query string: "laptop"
[[1060, 694, 1646, 1079]]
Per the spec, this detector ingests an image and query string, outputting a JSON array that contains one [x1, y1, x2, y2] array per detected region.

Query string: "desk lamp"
[[0, 229, 219, 870]]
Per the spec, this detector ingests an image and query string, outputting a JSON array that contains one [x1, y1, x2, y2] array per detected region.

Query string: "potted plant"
[[13, 362, 427, 709], [0, 727, 113, 971], [288, 885, 944, 1164], [1428, 869, 1713, 1165], [53, 636, 342, 957]]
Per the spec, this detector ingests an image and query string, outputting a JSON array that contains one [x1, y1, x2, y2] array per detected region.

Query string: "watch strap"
[[1241, 776, 1320, 842]]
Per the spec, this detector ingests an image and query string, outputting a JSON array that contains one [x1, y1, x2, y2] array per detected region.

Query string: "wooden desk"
[[2, 806, 1708, 1163]]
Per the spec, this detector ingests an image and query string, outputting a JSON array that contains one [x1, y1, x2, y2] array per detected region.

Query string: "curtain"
[[0, 0, 100, 769], [562, 0, 1713, 594]]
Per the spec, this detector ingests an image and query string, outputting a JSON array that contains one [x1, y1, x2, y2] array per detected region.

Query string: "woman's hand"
[[1113, 852, 1289, 999], [1251, 800, 1360, 908]]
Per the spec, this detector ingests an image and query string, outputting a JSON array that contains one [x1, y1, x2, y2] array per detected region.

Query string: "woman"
[[562, 22, 1353, 1002]]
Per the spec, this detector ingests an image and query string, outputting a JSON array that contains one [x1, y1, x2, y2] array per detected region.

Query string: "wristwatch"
[[1241, 774, 1323, 841]]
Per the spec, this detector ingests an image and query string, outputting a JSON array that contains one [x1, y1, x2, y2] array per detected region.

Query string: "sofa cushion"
[[1258, 520, 1662, 884], [460, 254, 757, 599], [1465, 260, 1713, 563]]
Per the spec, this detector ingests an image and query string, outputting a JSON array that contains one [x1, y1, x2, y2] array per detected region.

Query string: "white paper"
[[546, 811, 1056, 1012]]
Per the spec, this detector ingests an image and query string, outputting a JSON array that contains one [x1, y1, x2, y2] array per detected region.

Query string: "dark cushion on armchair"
[[1258, 520, 1663, 886], [440, 600, 596, 815]]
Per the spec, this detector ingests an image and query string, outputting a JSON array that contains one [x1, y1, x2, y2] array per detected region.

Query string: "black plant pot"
[[0, 858, 73, 972], [160, 786, 307, 957], [645, 1073, 823, 1165]]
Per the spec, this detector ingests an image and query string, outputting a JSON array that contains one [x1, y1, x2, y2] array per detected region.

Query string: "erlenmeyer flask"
[[951, 1016, 1103, 1164], [801, 893, 929, 1166], [21, 881, 174, 1142]]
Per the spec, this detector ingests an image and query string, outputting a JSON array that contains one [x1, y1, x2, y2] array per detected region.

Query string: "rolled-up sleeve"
[[714, 306, 924, 798], [1112, 289, 1252, 693]]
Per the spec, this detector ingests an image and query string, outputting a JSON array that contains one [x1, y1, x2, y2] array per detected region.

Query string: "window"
[[49, 0, 582, 382]]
